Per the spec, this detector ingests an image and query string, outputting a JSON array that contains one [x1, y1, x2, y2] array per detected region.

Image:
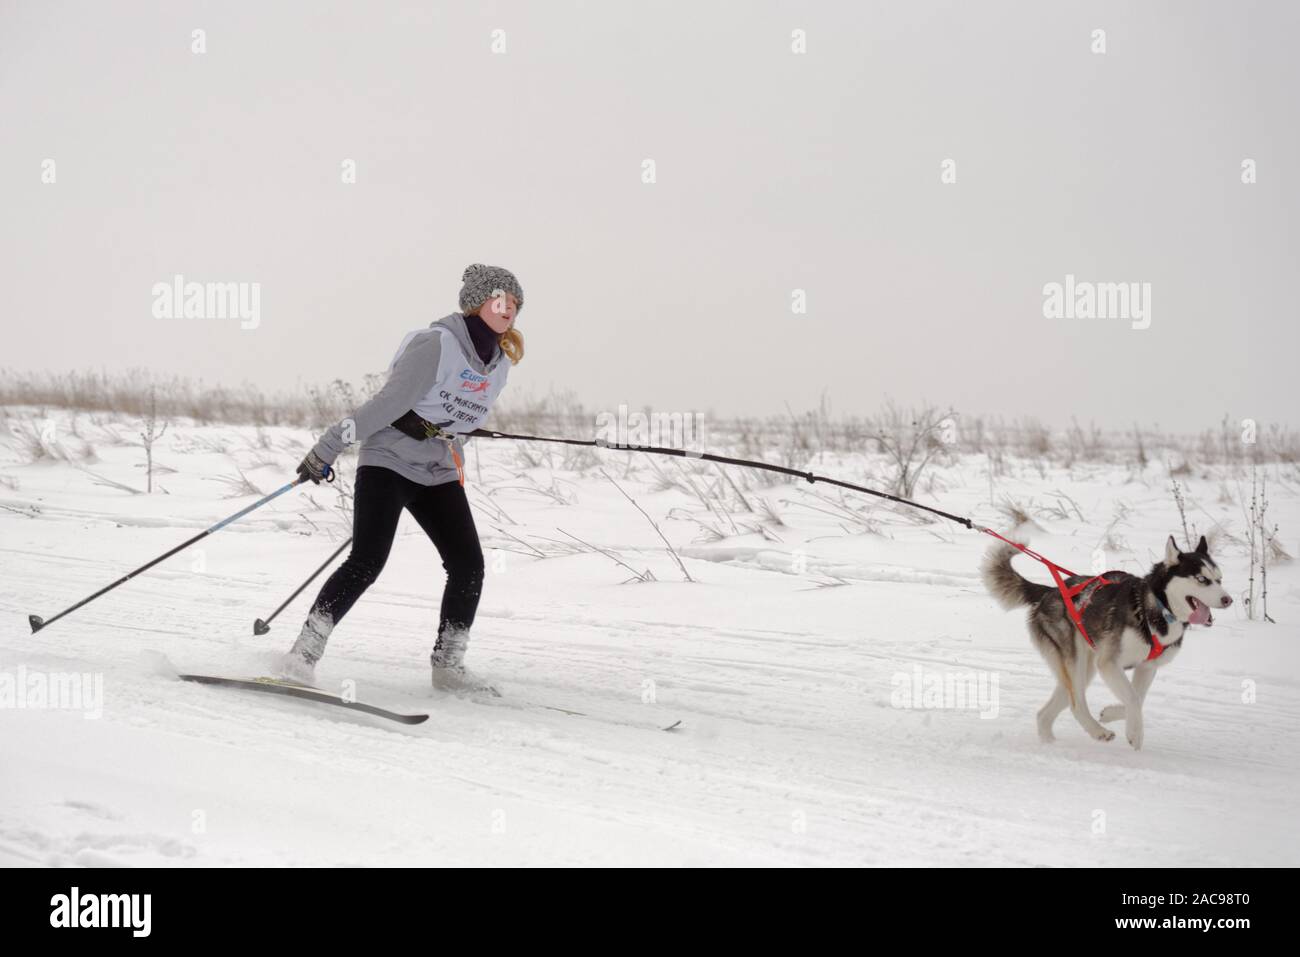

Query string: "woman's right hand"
[[296, 450, 333, 485]]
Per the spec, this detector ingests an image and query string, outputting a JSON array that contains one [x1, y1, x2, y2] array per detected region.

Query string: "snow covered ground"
[[2, 411, 1298, 866]]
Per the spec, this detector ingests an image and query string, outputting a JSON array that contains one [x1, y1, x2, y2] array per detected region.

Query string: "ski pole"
[[252, 537, 352, 635], [28, 476, 310, 634]]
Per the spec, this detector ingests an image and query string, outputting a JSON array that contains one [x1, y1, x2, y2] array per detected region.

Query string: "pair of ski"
[[178, 673, 682, 732]]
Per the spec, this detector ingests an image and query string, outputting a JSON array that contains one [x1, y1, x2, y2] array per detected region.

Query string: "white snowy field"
[[1, 411, 1298, 867]]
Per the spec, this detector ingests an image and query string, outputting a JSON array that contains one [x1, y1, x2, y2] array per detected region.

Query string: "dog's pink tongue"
[[1188, 600, 1212, 625]]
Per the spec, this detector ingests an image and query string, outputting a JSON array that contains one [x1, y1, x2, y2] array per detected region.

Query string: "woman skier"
[[280, 263, 524, 691]]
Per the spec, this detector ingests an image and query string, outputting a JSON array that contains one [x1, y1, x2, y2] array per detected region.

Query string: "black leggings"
[[310, 465, 485, 638]]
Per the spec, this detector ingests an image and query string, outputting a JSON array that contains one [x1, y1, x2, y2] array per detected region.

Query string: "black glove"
[[296, 450, 333, 485]]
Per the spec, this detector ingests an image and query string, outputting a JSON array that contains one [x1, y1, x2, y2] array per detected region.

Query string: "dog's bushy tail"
[[981, 541, 1052, 609]]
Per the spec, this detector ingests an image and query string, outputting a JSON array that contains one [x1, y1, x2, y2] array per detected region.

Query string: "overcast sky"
[[1, 0, 1296, 433]]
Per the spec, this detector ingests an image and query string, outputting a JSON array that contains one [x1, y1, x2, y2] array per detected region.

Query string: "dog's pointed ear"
[[1164, 535, 1180, 565], [1196, 535, 1209, 555]]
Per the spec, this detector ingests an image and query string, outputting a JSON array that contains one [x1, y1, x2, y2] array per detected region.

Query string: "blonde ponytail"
[[500, 326, 525, 364]]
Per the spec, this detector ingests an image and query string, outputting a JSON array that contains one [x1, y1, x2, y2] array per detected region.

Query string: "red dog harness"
[[981, 528, 1169, 661]]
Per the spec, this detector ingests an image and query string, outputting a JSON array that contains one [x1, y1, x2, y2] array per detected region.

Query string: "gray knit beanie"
[[459, 263, 524, 316]]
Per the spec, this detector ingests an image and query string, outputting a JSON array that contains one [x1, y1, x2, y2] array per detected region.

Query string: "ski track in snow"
[[2, 424, 1299, 866]]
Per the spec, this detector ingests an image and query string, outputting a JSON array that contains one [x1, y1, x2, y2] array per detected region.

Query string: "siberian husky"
[[982, 534, 1232, 750]]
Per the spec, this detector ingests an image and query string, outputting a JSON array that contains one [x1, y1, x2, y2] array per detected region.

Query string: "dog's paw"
[[1091, 726, 1116, 742], [1126, 723, 1144, 751], [1037, 727, 1056, 744], [1100, 704, 1125, 723]]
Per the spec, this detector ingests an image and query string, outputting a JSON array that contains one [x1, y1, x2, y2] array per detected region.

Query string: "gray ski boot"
[[430, 625, 497, 695], [276, 609, 334, 685]]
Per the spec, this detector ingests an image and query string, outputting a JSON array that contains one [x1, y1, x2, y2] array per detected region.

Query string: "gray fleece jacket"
[[311, 312, 512, 486]]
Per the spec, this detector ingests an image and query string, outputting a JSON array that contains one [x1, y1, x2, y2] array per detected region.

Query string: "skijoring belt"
[[390, 410, 468, 487], [390, 409, 457, 442]]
